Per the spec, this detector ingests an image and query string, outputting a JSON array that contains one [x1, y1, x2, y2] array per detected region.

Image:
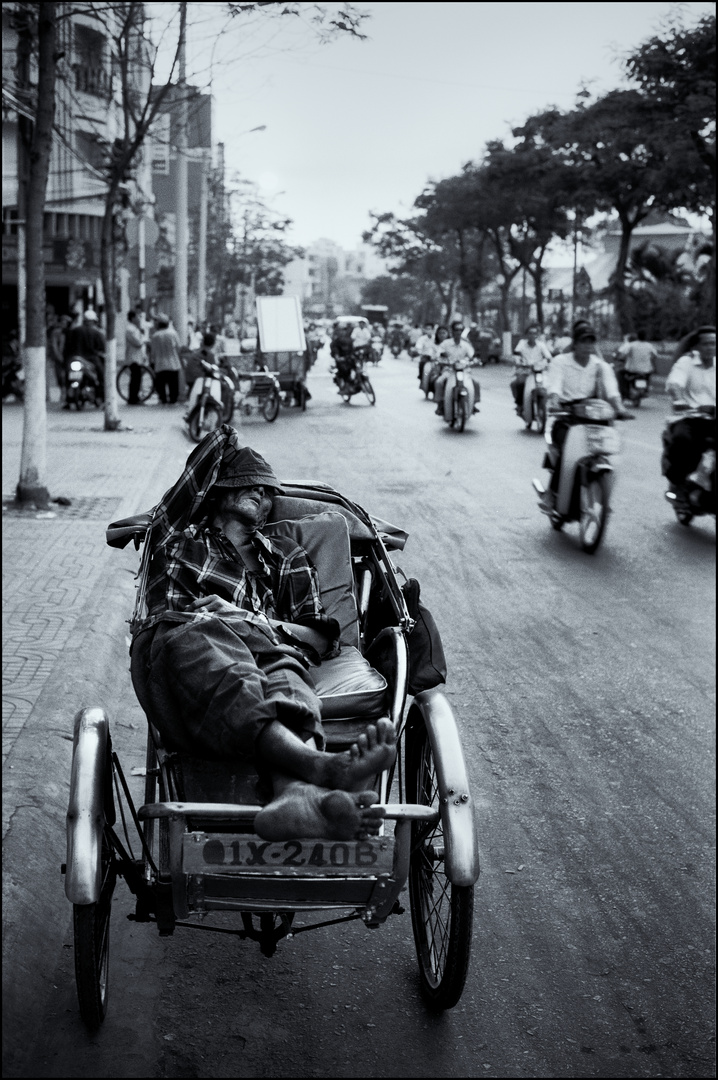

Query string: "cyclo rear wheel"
[[406, 716, 474, 1011], [262, 388, 280, 422], [73, 828, 117, 1031], [116, 363, 154, 403]]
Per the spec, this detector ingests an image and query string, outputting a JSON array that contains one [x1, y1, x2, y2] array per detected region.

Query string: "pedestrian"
[[48, 311, 69, 404], [149, 313, 182, 404], [125, 310, 146, 405]]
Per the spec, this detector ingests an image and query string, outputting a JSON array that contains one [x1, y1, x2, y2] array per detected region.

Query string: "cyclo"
[[64, 482, 480, 1029]]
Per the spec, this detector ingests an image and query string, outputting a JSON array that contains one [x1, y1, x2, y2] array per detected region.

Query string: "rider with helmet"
[[63, 308, 106, 405]]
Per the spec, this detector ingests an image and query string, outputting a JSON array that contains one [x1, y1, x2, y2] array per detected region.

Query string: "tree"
[[13, 2, 58, 507], [525, 91, 706, 332], [625, 12, 716, 317]]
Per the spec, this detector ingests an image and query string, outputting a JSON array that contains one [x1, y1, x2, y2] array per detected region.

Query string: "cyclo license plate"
[[182, 833, 395, 877]]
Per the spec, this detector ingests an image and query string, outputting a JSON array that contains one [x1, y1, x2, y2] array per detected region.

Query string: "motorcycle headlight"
[[70, 361, 83, 372], [580, 399, 615, 421]]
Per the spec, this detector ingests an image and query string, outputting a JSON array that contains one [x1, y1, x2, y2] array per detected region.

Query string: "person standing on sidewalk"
[[125, 310, 145, 405], [149, 313, 182, 404]]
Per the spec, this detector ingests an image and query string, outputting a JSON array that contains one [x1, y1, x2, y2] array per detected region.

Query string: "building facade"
[[282, 239, 386, 317]]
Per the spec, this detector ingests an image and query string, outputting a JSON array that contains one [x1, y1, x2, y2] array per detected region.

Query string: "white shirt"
[[624, 340, 657, 374], [514, 339, 552, 371], [666, 352, 716, 408], [351, 325, 372, 348], [546, 352, 620, 403], [438, 339, 474, 365], [416, 333, 436, 357]]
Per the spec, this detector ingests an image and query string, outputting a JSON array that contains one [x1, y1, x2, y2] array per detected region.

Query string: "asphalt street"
[[3, 350, 715, 1078]]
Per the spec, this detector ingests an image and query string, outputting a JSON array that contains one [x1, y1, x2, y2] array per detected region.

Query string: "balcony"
[[73, 64, 111, 99]]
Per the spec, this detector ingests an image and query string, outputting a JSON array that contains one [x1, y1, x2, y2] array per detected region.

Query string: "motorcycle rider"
[[415, 322, 436, 382], [433, 320, 481, 416], [330, 322, 355, 387], [350, 318, 372, 357], [540, 322, 633, 511], [661, 325, 716, 503], [511, 323, 552, 413], [616, 329, 657, 402], [63, 308, 106, 406]]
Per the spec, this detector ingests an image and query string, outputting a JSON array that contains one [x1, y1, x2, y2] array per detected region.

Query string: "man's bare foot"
[[314, 719, 397, 791], [254, 782, 384, 841]]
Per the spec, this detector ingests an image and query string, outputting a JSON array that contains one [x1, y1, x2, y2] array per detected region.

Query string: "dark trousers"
[[130, 616, 323, 761], [155, 370, 179, 403], [548, 418, 574, 492], [128, 362, 144, 404], [511, 371, 528, 409], [662, 418, 713, 486]]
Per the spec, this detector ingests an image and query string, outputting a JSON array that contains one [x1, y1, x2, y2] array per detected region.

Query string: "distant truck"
[[361, 304, 389, 329]]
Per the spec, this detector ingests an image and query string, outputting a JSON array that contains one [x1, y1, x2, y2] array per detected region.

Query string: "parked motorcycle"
[[332, 351, 376, 405], [185, 358, 225, 442], [2, 354, 24, 400], [518, 367, 548, 433], [663, 403, 715, 526], [66, 356, 102, 410], [532, 398, 624, 553]]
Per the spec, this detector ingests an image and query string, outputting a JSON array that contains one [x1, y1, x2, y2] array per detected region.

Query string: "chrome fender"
[[408, 688, 480, 887], [65, 707, 111, 905]]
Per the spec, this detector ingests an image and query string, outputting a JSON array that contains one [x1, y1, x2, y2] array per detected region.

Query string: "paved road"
[[3, 352, 715, 1078]]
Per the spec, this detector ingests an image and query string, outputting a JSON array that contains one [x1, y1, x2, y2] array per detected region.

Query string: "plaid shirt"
[[134, 425, 336, 642]]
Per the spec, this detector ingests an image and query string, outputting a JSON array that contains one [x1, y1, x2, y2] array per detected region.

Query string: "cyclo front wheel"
[[73, 828, 117, 1031], [406, 716, 474, 1011]]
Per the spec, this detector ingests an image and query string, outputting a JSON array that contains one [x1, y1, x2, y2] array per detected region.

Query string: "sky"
[[152, 1, 714, 253]]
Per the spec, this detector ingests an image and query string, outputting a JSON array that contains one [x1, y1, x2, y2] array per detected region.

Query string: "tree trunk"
[[614, 218, 634, 335], [16, 2, 56, 507], [101, 196, 121, 430], [531, 262, 544, 328]]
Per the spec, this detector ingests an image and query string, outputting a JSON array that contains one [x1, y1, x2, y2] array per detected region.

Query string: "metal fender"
[[65, 707, 111, 905], [408, 688, 480, 887]]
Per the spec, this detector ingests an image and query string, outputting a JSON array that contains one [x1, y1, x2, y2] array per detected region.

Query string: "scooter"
[[185, 358, 225, 441], [622, 370, 651, 408], [519, 367, 548, 433], [532, 398, 623, 553], [663, 403, 715, 526], [66, 356, 102, 410], [370, 336, 384, 364], [439, 364, 478, 433]]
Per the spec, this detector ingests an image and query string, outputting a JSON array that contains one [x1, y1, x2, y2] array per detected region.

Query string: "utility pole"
[[571, 212, 579, 326], [197, 149, 208, 326], [173, 1, 188, 345]]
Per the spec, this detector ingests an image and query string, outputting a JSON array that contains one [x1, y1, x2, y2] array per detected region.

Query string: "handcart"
[[64, 483, 480, 1030]]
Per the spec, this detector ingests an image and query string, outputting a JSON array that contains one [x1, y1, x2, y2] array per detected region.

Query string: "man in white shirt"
[[615, 329, 658, 400], [511, 324, 553, 413], [434, 320, 481, 415], [662, 325, 716, 491], [350, 319, 372, 352], [415, 322, 436, 382], [541, 324, 632, 508]]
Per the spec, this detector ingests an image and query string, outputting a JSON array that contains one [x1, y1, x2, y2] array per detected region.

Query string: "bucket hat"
[[212, 444, 284, 494]]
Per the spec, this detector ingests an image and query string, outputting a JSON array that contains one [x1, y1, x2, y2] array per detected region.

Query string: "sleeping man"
[[130, 426, 396, 841]]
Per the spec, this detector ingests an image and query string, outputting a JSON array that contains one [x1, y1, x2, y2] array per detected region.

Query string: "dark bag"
[[401, 578, 447, 695]]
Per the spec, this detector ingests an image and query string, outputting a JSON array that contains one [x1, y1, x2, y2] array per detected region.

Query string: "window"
[[76, 131, 105, 172], [68, 214, 77, 237]]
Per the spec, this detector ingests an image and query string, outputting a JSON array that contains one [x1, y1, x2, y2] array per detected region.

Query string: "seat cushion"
[[263, 512, 359, 649], [309, 646, 387, 719]]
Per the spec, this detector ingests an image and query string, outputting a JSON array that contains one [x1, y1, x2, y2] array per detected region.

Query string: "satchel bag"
[[401, 578, 447, 695]]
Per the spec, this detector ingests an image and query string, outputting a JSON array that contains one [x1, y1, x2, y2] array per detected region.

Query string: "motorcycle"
[[2, 354, 24, 400], [332, 350, 376, 405], [185, 358, 226, 442], [518, 366, 548, 433], [389, 332, 403, 358], [532, 397, 623, 554], [66, 356, 102, 410], [622, 370, 651, 408], [663, 403, 715, 527], [370, 336, 384, 364], [438, 363, 478, 433]]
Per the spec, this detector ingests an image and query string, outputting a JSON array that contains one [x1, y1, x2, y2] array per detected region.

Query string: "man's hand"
[[189, 594, 243, 615]]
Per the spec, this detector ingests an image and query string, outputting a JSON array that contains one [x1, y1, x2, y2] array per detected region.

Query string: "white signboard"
[[256, 296, 306, 353]]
